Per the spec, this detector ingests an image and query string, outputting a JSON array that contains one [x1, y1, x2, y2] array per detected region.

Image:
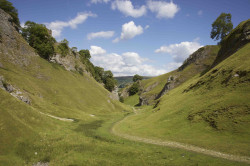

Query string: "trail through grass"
[[111, 108, 250, 164]]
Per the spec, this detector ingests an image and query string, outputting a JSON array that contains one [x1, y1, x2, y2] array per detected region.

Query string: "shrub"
[[133, 74, 143, 82], [119, 96, 124, 103], [57, 39, 69, 57], [128, 82, 139, 96], [22, 21, 56, 59]]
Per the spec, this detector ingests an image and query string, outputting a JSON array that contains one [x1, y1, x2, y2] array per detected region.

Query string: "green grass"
[[115, 43, 250, 157], [1, 89, 248, 166], [124, 94, 140, 106], [0, 36, 247, 166], [127, 45, 220, 105]]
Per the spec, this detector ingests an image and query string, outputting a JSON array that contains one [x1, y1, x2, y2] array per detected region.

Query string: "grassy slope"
[[0, 25, 241, 166], [0, 48, 243, 166], [116, 43, 250, 157], [124, 45, 219, 105]]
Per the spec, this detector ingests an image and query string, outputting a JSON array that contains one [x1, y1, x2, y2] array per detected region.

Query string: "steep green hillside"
[[122, 45, 219, 106], [115, 20, 250, 157], [0, 7, 242, 166]]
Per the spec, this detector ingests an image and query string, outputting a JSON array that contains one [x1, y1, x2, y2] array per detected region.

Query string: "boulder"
[[6, 84, 14, 92]]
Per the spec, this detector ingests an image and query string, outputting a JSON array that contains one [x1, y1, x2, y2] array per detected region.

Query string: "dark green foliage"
[[103, 70, 117, 92], [57, 39, 69, 57], [212, 19, 250, 67], [0, 0, 20, 27], [78, 50, 116, 91], [103, 70, 113, 80], [119, 96, 124, 103], [128, 82, 139, 96], [22, 21, 56, 59], [210, 13, 233, 42], [133, 74, 143, 82], [94, 66, 104, 83], [104, 77, 116, 92], [79, 49, 91, 59]]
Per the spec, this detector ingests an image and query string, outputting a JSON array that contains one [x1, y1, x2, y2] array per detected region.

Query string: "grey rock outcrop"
[[155, 75, 176, 100], [109, 86, 119, 100], [0, 8, 37, 68], [0, 75, 31, 104]]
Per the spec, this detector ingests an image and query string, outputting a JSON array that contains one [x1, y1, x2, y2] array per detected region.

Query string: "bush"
[[79, 49, 91, 59], [57, 39, 69, 57], [22, 21, 56, 59], [133, 74, 143, 82], [119, 96, 124, 103], [104, 77, 116, 92], [128, 82, 139, 96]]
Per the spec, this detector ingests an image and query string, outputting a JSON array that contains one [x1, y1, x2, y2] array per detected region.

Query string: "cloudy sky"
[[11, 0, 250, 76]]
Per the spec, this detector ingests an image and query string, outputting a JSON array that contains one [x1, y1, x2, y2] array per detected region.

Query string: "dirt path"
[[111, 108, 250, 164], [39, 111, 74, 122]]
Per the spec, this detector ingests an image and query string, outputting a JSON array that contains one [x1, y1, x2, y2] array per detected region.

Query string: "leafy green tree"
[[22, 21, 56, 59], [103, 70, 113, 80], [57, 39, 69, 57], [94, 66, 104, 82], [210, 13, 233, 42], [128, 82, 139, 96], [0, 0, 20, 28], [119, 96, 124, 103], [104, 77, 116, 92], [133, 74, 143, 82], [79, 49, 91, 59]]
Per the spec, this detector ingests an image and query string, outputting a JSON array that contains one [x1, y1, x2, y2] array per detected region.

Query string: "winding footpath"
[[111, 108, 250, 164]]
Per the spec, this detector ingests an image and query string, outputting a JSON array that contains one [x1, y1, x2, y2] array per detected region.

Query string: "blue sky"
[[9, 0, 250, 76]]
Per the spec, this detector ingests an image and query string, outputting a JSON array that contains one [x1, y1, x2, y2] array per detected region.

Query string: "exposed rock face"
[[155, 75, 176, 100], [50, 54, 77, 71], [0, 9, 37, 67], [212, 20, 250, 67], [109, 86, 119, 100], [138, 82, 159, 106], [120, 87, 129, 98], [178, 46, 214, 71], [0, 75, 31, 104]]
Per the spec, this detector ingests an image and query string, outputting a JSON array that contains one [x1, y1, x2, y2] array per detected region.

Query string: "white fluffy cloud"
[[90, 0, 110, 4], [111, 0, 147, 18], [87, 31, 115, 40], [90, 46, 166, 76], [45, 12, 96, 39], [113, 21, 144, 43], [89, 46, 107, 55], [147, 0, 180, 19], [155, 40, 203, 63]]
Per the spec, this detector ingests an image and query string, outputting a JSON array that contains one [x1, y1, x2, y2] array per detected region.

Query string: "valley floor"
[[111, 108, 250, 164]]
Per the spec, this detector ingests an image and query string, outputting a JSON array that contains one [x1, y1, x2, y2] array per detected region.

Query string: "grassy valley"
[[115, 20, 250, 159], [0, 1, 250, 166]]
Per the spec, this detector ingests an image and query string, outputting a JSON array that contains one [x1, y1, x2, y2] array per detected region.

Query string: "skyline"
[[10, 0, 250, 76]]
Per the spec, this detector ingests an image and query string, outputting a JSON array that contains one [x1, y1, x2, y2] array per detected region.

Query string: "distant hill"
[[114, 76, 153, 88]]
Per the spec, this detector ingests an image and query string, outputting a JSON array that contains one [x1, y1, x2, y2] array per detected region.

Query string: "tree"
[[57, 39, 69, 57], [128, 82, 139, 96], [94, 66, 104, 82], [133, 74, 143, 82], [79, 49, 91, 59], [22, 21, 56, 59], [0, 0, 20, 28], [104, 77, 116, 92], [210, 13, 233, 42]]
